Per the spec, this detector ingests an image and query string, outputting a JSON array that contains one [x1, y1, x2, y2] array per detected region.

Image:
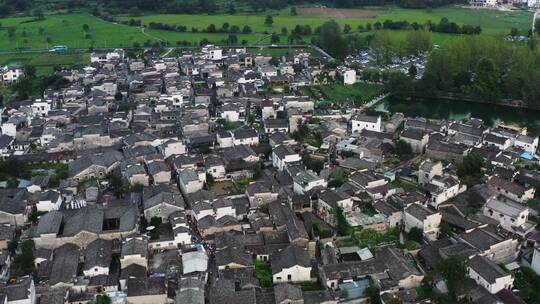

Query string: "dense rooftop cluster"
[[0, 46, 539, 304]]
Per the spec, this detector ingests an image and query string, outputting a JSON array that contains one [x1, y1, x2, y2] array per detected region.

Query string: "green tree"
[[509, 27, 519, 37], [270, 33, 280, 44], [242, 25, 252, 34], [7, 27, 16, 40], [333, 207, 353, 236], [405, 29, 432, 55], [473, 57, 500, 101], [290, 7, 298, 16], [264, 15, 274, 27], [457, 154, 484, 186], [206, 173, 215, 186], [365, 286, 382, 304], [227, 3, 236, 14], [227, 34, 238, 45], [33, 8, 44, 20], [317, 20, 348, 60], [408, 64, 417, 78], [437, 255, 467, 299], [302, 155, 324, 174], [255, 260, 273, 287], [131, 183, 144, 193], [96, 295, 112, 304], [222, 22, 230, 32], [395, 139, 413, 157], [386, 72, 415, 100], [11, 240, 34, 277], [24, 65, 37, 79], [407, 227, 423, 242], [107, 171, 126, 197]]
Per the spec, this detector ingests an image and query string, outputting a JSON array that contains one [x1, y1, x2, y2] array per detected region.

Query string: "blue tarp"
[[521, 152, 535, 161], [339, 278, 370, 300]]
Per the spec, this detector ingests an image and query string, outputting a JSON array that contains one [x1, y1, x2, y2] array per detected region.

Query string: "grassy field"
[[306, 82, 386, 105], [0, 13, 265, 50], [0, 6, 532, 51], [118, 6, 533, 36], [0, 52, 90, 75]]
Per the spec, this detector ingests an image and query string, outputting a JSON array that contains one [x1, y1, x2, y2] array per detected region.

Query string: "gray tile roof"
[[468, 255, 507, 284], [84, 238, 113, 270], [270, 245, 311, 274], [50, 244, 80, 285]]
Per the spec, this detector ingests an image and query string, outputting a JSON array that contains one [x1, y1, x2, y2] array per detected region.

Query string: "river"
[[372, 99, 540, 136]]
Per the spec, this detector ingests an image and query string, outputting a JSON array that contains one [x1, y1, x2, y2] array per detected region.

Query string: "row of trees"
[[374, 18, 482, 35], [385, 35, 540, 109]]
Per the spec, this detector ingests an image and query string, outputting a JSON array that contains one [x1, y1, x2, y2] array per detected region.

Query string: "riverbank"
[[371, 98, 540, 135]]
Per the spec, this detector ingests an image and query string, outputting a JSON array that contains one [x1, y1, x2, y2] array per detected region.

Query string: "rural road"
[[0, 44, 335, 61]]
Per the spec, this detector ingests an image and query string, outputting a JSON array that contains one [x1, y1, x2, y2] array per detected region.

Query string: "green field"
[[306, 82, 386, 105], [120, 6, 532, 36], [0, 52, 89, 75], [0, 13, 265, 50], [0, 6, 533, 51]]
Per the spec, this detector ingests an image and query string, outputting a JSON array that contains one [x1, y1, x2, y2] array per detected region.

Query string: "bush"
[[395, 139, 413, 157], [255, 260, 273, 287], [407, 227, 423, 243], [333, 207, 353, 236]]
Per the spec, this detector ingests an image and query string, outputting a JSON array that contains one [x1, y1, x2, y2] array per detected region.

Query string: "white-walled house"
[[160, 139, 186, 158], [514, 135, 539, 154], [1, 66, 24, 84], [426, 175, 466, 209], [418, 159, 443, 185], [487, 176, 535, 204], [206, 46, 222, 61], [293, 170, 327, 195], [342, 69, 356, 85], [350, 114, 382, 133], [483, 196, 531, 234], [271, 246, 312, 283], [36, 191, 62, 212], [233, 129, 259, 146], [272, 145, 301, 171], [404, 203, 442, 241], [468, 255, 513, 294], [31, 99, 51, 117], [205, 155, 227, 180], [221, 103, 241, 122], [177, 169, 205, 195]]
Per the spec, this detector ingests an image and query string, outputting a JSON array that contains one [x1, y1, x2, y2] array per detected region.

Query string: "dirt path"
[[140, 27, 164, 42]]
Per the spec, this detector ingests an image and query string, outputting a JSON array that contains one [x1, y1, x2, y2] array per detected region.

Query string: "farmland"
[[0, 6, 533, 51], [122, 6, 532, 36]]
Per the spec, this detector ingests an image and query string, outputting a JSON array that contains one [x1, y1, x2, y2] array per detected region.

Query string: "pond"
[[372, 98, 540, 136]]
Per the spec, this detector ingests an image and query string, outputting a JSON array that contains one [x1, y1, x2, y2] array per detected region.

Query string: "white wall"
[[273, 266, 311, 283]]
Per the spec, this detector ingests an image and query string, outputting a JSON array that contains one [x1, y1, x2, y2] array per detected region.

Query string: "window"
[[287, 274, 292, 281]]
